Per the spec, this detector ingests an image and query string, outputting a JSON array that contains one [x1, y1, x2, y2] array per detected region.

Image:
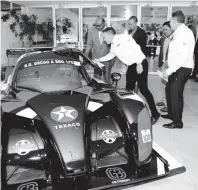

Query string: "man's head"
[[163, 21, 173, 37], [170, 10, 185, 31], [95, 16, 106, 31], [102, 27, 116, 44], [128, 16, 138, 31], [117, 23, 128, 34]]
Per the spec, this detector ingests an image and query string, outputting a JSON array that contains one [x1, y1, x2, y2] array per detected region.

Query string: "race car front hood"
[[23, 91, 88, 175]]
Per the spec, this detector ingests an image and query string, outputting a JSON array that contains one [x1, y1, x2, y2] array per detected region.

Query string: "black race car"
[[1, 48, 180, 190]]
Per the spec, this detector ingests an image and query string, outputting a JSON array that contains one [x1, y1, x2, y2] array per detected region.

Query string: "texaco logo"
[[17, 182, 38, 190], [101, 130, 118, 144], [50, 106, 78, 122], [106, 167, 127, 180], [13, 140, 34, 155]]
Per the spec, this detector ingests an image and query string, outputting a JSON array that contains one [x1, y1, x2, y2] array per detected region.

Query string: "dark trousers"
[[126, 59, 158, 116], [195, 51, 198, 75], [94, 59, 115, 84], [166, 67, 192, 126]]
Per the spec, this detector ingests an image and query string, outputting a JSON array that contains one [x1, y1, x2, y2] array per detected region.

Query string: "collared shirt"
[[98, 27, 106, 44], [130, 27, 138, 37], [100, 34, 145, 65], [166, 24, 195, 75]]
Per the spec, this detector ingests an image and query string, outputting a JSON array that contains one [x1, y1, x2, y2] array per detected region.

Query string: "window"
[[172, 6, 198, 25], [111, 5, 137, 33], [55, 8, 79, 48], [28, 8, 53, 47]]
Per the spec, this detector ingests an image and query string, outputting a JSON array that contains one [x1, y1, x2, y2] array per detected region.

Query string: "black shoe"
[[161, 114, 172, 120], [189, 75, 196, 79], [156, 102, 165, 106], [151, 113, 160, 125], [195, 77, 198, 82], [160, 106, 168, 112], [163, 122, 183, 129]]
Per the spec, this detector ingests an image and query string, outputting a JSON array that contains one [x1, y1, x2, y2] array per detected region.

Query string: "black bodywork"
[[1, 48, 169, 190]]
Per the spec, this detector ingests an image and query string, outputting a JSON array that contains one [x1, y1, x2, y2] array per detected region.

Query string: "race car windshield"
[[16, 59, 87, 92]]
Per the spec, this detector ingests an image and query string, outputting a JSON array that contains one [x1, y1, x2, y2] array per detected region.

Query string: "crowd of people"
[[85, 10, 197, 128]]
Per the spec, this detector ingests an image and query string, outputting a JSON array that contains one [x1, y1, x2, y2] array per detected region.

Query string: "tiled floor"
[[124, 76, 198, 190]]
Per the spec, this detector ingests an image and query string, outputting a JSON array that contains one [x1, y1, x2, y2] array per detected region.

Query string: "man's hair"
[[163, 21, 171, 28], [121, 23, 127, 28], [96, 16, 105, 23], [102, 27, 116, 35], [129, 16, 138, 22], [172, 10, 185, 23]]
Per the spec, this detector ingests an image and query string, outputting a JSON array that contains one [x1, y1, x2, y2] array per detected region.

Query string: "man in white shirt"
[[99, 28, 145, 66], [162, 10, 195, 129], [94, 27, 160, 125]]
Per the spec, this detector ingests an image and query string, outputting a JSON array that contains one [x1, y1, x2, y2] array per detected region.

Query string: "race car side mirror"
[[111, 72, 121, 88]]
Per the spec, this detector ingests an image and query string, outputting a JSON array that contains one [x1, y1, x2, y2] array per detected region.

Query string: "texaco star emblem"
[[50, 106, 78, 122]]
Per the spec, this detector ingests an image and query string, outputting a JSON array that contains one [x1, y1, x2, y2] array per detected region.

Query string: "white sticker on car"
[[13, 140, 34, 155], [50, 106, 78, 122], [17, 182, 38, 190], [141, 129, 151, 143], [106, 167, 127, 180], [101, 130, 118, 144], [87, 101, 103, 112]]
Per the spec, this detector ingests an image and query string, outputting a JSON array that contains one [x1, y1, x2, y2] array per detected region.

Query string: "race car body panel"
[[1, 48, 185, 190], [26, 92, 88, 174], [87, 151, 169, 190]]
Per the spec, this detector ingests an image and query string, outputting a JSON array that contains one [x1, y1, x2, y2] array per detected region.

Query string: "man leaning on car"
[[93, 27, 160, 125]]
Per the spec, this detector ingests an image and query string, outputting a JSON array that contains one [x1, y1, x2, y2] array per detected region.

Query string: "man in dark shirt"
[[127, 16, 160, 125]]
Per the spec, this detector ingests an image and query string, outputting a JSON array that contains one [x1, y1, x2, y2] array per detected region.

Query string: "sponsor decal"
[[13, 140, 34, 155], [23, 60, 80, 68], [101, 130, 118, 144], [112, 179, 130, 184], [141, 129, 152, 143], [106, 167, 127, 180], [17, 182, 38, 190], [51, 106, 78, 122], [54, 122, 80, 130], [69, 151, 78, 161]]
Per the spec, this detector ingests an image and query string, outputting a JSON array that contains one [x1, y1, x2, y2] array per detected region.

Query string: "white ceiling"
[[9, 0, 195, 7]]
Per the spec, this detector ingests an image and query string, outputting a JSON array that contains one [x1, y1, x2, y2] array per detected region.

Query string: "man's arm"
[[85, 29, 93, 55], [138, 30, 148, 56], [99, 44, 116, 62]]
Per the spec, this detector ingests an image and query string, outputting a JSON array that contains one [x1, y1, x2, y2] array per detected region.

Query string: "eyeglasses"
[[95, 24, 102, 28]]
